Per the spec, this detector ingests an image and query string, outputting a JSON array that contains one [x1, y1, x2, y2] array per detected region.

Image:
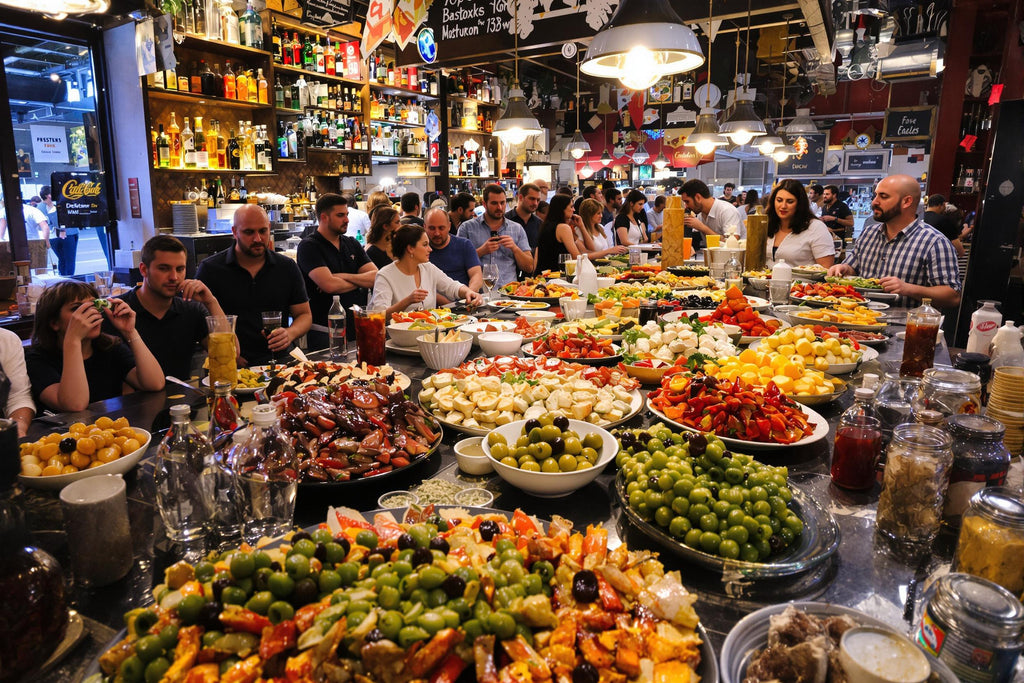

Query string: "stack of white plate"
[[170, 202, 199, 235]]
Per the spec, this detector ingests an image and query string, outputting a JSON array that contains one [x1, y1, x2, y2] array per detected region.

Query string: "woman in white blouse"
[[0, 328, 34, 436], [370, 225, 484, 320], [576, 199, 629, 259], [765, 179, 836, 268]]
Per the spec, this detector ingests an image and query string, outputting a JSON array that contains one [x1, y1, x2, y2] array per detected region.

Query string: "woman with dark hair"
[[370, 225, 483, 320], [535, 195, 585, 272], [742, 189, 760, 216], [26, 280, 165, 412], [365, 206, 401, 269], [614, 189, 649, 246], [765, 179, 835, 268]]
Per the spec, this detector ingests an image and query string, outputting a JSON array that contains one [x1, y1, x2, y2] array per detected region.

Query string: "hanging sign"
[[52, 172, 108, 228], [776, 133, 827, 177], [882, 106, 935, 142], [360, 0, 394, 58], [31, 125, 69, 164], [843, 149, 891, 174], [393, 0, 428, 49], [301, 0, 349, 26]]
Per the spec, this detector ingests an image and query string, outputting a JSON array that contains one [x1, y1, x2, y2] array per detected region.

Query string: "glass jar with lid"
[[874, 371, 921, 443], [943, 415, 1010, 527], [876, 423, 953, 549], [916, 573, 1024, 683], [953, 487, 1024, 595], [911, 367, 982, 420]]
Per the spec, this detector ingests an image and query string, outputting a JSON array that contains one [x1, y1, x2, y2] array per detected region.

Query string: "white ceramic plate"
[[863, 290, 899, 300], [488, 299, 550, 310], [460, 321, 516, 345], [385, 340, 422, 356], [202, 365, 272, 394], [19, 429, 153, 491], [864, 300, 891, 310], [522, 342, 622, 366], [719, 602, 958, 683], [648, 398, 829, 450], [786, 308, 889, 333]]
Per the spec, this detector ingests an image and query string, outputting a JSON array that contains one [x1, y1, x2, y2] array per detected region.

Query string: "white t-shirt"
[[345, 207, 371, 240], [0, 328, 34, 419], [590, 232, 609, 252], [703, 199, 746, 239], [370, 261, 465, 311], [765, 219, 835, 267], [0, 204, 49, 240]]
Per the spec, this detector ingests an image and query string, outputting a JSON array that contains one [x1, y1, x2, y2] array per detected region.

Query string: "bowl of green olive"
[[482, 417, 618, 498]]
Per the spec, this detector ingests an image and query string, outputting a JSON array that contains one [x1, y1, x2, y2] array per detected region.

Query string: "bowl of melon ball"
[[481, 416, 618, 498], [19, 416, 152, 490]]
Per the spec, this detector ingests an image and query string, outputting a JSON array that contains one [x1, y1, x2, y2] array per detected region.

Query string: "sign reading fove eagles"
[[52, 172, 108, 228], [397, 0, 614, 65], [882, 106, 935, 142]]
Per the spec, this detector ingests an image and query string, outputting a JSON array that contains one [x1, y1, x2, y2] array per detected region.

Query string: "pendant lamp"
[[757, 121, 783, 155], [772, 141, 797, 162], [494, 0, 543, 145], [719, 1, 765, 145], [0, 0, 108, 14], [784, 108, 817, 135], [600, 149, 613, 166], [579, 160, 595, 178], [564, 45, 592, 160], [683, 0, 727, 156], [632, 140, 650, 164], [653, 151, 670, 170], [581, 0, 704, 91]]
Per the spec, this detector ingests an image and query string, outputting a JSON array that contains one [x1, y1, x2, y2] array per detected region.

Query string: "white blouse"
[[765, 219, 835, 267], [370, 261, 465, 311], [589, 232, 609, 252]]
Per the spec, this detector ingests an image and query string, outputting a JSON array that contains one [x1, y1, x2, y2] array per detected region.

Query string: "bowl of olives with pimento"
[[482, 417, 618, 498]]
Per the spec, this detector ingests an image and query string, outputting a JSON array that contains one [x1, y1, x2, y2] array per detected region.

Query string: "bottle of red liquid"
[[831, 387, 884, 490], [900, 297, 941, 377]]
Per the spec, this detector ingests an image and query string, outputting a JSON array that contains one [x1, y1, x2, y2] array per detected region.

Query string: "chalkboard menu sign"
[[776, 133, 827, 177], [52, 171, 108, 228], [843, 149, 891, 174], [302, 0, 349, 26], [883, 106, 935, 142]]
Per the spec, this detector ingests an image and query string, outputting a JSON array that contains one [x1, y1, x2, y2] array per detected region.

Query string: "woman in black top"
[[535, 195, 584, 273], [614, 189, 649, 246], [365, 207, 401, 269]]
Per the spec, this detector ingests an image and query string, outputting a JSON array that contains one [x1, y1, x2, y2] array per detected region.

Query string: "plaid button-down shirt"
[[844, 219, 960, 306]]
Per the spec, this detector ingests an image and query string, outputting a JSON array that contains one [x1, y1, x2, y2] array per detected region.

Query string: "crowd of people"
[[0, 173, 968, 430]]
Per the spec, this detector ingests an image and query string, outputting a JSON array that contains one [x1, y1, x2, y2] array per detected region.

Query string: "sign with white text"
[[883, 106, 935, 142], [52, 172, 108, 227], [31, 125, 69, 163]]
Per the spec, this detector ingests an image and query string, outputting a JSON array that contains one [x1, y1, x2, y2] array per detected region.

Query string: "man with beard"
[[448, 192, 477, 230], [198, 204, 312, 364], [112, 235, 226, 380], [828, 175, 960, 309], [457, 184, 534, 287], [426, 208, 482, 293]]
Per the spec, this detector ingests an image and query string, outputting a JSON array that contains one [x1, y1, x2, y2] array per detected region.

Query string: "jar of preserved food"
[[916, 573, 1024, 683], [954, 351, 992, 403], [942, 415, 1010, 527], [953, 487, 1024, 595], [876, 423, 953, 549], [875, 372, 921, 444], [912, 367, 982, 420], [901, 297, 942, 377]]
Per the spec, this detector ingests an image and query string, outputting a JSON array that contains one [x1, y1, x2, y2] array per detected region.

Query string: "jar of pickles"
[[911, 367, 982, 421], [953, 487, 1024, 595], [876, 423, 953, 549], [942, 415, 1010, 527]]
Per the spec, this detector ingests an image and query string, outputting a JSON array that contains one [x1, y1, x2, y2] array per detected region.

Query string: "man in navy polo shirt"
[[297, 194, 378, 347], [426, 208, 482, 296], [197, 204, 311, 365]]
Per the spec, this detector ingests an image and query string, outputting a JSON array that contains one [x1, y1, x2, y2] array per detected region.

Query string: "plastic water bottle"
[[989, 321, 1024, 370], [966, 300, 1002, 356], [328, 295, 346, 360], [576, 254, 598, 297], [154, 405, 214, 543], [228, 405, 297, 543]]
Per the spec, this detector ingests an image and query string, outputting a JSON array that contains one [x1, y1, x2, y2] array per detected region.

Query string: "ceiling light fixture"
[[719, 0, 765, 145], [600, 149, 613, 167], [581, 0, 704, 91], [579, 160, 595, 178], [757, 121, 783, 155], [494, 0, 543, 145], [632, 138, 650, 164], [684, 0, 728, 156], [784, 107, 817, 135], [0, 0, 108, 15], [564, 45, 591, 160], [653, 150, 670, 170]]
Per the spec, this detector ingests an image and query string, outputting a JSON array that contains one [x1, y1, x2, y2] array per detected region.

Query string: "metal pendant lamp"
[[683, 0, 727, 156], [494, 0, 543, 145], [600, 149, 613, 166], [784, 107, 818, 135], [579, 159, 595, 178], [757, 121, 784, 154], [564, 46, 592, 160], [653, 150, 670, 170], [581, 0, 705, 91], [632, 139, 650, 164], [719, 2, 765, 145], [2, 0, 108, 16]]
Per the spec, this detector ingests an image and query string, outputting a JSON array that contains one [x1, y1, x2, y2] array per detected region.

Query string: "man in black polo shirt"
[[820, 184, 854, 239], [196, 204, 312, 365], [506, 183, 541, 278], [113, 235, 227, 379], [296, 194, 378, 347]]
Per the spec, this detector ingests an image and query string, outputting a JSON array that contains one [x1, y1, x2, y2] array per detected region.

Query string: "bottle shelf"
[[372, 154, 428, 162], [448, 95, 498, 108], [152, 167, 277, 175], [306, 147, 370, 154], [448, 127, 492, 136], [273, 63, 363, 86], [368, 82, 436, 101], [369, 118, 423, 129], [178, 33, 272, 60], [148, 87, 273, 111], [449, 175, 498, 180], [268, 10, 360, 41]]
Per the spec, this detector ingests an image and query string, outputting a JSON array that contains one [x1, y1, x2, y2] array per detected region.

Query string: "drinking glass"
[[705, 234, 721, 249], [769, 279, 792, 305], [354, 307, 386, 365], [262, 311, 283, 361], [683, 237, 693, 260], [482, 263, 499, 303], [206, 315, 238, 386], [558, 253, 573, 276]]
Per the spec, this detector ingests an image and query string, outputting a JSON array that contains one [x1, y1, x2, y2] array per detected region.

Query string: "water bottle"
[[966, 300, 1002, 356], [328, 295, 346, 360], [206, 382, 245, 546], [154, 405, 214, 544], [989, 321, 1024, 370], [575, 254, 598, 298], [228, 405, 297, 543]]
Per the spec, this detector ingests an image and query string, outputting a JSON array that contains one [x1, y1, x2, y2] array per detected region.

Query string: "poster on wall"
[[31, 125, 69, 163], [52, 171, 108, 228]]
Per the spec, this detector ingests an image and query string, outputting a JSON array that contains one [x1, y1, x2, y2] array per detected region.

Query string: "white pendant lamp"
[[581, 0, 705, 91], [653, 151, 670, 170], [600, 149, 613, 166], [579, 160, 595, 178], [784, 107, 818, 135], [632, 140, 650, 164], [757, 121, 783, 155], [494, 0, 543, 145], [720, 3, 765, 145], [683, 0, 727, 155], [564, 45, 592, 160], [0, 0, 108, 14], [772, 141, 797, 163]]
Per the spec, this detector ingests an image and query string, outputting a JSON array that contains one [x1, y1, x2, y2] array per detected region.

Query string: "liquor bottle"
[[376, 52, 386, 83], [274, 76, 284, 108], [194, 116, 208, 169], [256, 127, 270, 170], [328, 296, 346, 359], [302, 34, 314, 71], [154, 404, 214, 544], [228, 176, 240, 201], [214, 177, 225, 207], [286, 123, 297, 157], [177, 63, 190, 91], [277, 121, 288, 158], [220, 0, 239, 44], [226, 129, 240, 170], [246, 69, 257, 103], [193, 0, 205, 36], [283, 80, 293, 109], [216, 121, 228, 169], [387, 60, 395, 86], [168, 112, 182, 168], [162, 60, 174, 91], [182, 116, 196, 168], [157, 124, 170, 168], [325, 41, 336, 75], [223, 61, 236, 99], [315, 37, 325, 73], [290, 79, 300, 109], [282, 30, 293, 65], [368, 53, 377, 82], [236, 67, 248, 101], [211, 63, 225, 97], [238, 0, 261, 49], [291, 32, 302, 66], [271, 18, 282, 63], [188, 61, 201, 93], [151, 126, 158, 166]]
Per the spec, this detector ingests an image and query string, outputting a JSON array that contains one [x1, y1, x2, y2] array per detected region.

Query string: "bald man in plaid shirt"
[[828, 175, 961, 309]]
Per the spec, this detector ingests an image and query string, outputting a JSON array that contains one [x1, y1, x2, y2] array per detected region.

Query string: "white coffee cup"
[[60, 474, 134, 586]]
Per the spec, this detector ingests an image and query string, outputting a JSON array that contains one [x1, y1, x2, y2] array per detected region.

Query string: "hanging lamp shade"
[[771, 136, 797, 162], [783, 107, 817, 135], [653, 151, 670, 169], [564, 129, 591, 159], [600, 149, 613, 166], [579, 160, 595, 178], [683, 109, 728, 156], [580, 0, 705, 91], [756, 121, 783, 155], [632, 141, 650, 164], [494, 87, 544, 145], [719, 97, 766, 145], [2, 0, 108, 14]]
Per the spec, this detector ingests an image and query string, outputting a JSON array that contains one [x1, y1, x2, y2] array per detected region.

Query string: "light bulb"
[[772, 149, 791, 163], [617, 46, 663, 90], [728, 130, 754, 146], [498, 129, 530, 145], [758, 139, 777, 155], [570, 147, 586, 160], [579, 163, 594, 178], [695, 140, 717, 156]]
